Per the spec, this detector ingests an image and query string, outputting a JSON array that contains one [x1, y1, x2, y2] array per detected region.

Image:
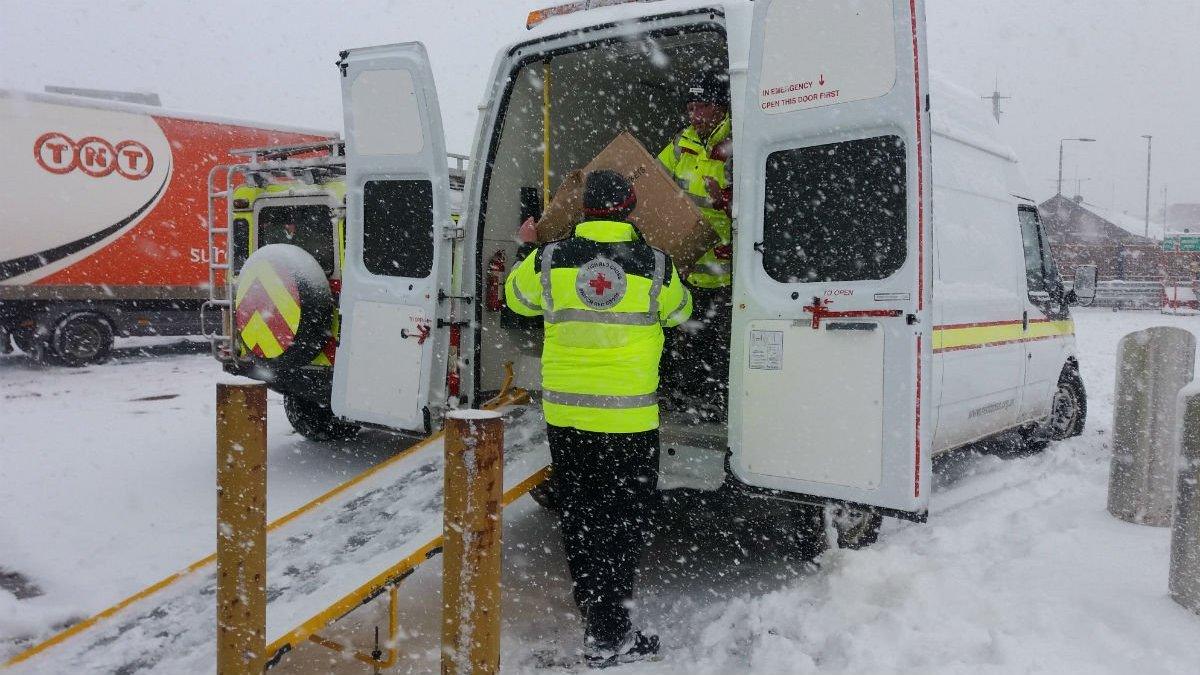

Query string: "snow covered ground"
[[3, 309, 1200, 673], [0, 338, 417, 659]]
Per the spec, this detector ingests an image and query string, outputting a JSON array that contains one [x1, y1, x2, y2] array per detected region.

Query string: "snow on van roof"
[[524, 0, 732, 40], [929, 74, 1017, 162], [0, 88, 338, 138]]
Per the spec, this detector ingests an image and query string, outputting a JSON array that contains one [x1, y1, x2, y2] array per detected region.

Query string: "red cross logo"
[[588, 273, 613, 296]]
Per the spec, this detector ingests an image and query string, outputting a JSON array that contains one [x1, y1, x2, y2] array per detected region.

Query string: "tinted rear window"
[[257, 205, 335, 276], [762, 135, 907, 283], [362, 180, 434, 278]]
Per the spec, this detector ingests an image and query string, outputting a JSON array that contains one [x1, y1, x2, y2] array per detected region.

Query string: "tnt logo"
[[34, 132, 154, 180]]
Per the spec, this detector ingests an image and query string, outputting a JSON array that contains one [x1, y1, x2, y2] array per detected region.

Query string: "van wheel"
[[826, 504, 883, 550], [284, 395, 360, 442], [1023, 367, 1087, 451], [51, 313, 113, 366]]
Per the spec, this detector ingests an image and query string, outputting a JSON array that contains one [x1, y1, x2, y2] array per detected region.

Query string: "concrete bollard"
[[1108, 326, 1196, 526], [1170, 386, 1200, 614], [215, 383, 268, 675], [442, 410, 504, 675]]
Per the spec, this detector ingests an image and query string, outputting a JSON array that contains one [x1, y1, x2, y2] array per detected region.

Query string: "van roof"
[[523, 0, 736, 40], [0, 88, 338, 138]]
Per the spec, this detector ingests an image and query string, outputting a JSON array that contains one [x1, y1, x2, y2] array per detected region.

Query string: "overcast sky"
[[3, 0, 1197, 235]]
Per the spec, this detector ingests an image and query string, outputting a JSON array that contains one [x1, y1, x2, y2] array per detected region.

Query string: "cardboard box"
[[535, 131, 716, 276]]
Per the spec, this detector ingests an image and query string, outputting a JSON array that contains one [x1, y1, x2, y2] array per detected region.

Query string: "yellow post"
[[542, 59, 552, 210], [442, 410, 504, 675], [216, 383, 268, 675]]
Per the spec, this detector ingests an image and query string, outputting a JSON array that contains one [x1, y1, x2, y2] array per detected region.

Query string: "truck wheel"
[[826, 504, 883, 550], [283, 395, 359, 442], [51, 313, 114, 366], [1021, 366, 1087, 452]]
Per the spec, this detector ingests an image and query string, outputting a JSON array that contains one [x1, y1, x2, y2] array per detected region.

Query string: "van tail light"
[[447, 323, 462, 398], [486, 250, 506, 312]]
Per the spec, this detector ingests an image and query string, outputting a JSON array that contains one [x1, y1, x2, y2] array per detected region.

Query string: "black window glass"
[[763, 136, 907, 283], [1019, 208, 1048, 292], [258, 205, 335, 276], [232, 217, 250, 271], [363, 180, 433, 278]]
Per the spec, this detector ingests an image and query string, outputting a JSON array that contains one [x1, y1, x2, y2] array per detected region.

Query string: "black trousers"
[[546, 424, 659, 646], [663, 285, 731, 414]]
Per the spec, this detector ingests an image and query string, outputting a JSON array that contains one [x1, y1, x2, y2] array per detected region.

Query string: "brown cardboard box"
[[535, 131, 715, 276]]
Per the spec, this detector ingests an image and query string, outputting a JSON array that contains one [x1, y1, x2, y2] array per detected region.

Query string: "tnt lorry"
[[0, 89, 333, 365], [219, 0, 1099, 545]]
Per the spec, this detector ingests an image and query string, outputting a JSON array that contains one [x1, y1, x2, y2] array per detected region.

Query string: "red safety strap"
[[802, 297, 902, 329]]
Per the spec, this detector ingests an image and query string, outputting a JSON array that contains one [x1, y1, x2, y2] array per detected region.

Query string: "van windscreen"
[[762, 135, 907, 283]]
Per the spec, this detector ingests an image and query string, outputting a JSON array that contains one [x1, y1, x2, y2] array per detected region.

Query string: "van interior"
[[475, 27, 731, 439]]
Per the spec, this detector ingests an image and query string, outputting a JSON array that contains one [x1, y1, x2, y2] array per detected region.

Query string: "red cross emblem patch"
[[575, 258, 627, 309]]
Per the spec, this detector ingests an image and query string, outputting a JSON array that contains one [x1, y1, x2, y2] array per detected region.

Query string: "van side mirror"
[[1072, 265, 1097, 306]]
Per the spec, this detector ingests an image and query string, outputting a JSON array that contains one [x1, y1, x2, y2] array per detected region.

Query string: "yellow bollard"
[[215, 383, 268, 675], [442, 410, 504, 675]]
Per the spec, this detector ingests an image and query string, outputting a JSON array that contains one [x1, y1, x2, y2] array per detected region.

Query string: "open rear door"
[[331, 43, 452, 432], [729, 0, 932, 517]]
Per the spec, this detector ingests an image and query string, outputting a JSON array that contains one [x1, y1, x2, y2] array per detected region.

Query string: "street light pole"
[[1142, 134, 1153, 239], [1058, 137, 1096, 196]]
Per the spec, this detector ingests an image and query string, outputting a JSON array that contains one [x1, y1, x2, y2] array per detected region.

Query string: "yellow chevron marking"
[[241, 311, 284, 358], [236, 260, 302, 331]]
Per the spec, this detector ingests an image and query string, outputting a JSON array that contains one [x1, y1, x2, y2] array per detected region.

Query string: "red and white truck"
[[0, 89, 334, 364]]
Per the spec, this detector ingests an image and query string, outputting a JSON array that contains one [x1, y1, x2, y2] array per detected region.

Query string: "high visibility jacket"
[[657, 114, 733, 289], [504, 220, 693, 433]]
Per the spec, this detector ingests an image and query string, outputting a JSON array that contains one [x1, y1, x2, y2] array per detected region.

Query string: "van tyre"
[[51, 313, 113, 366], [827, 505, 883, 550], [1022, 366, 1087, 452], [284, 395, 360, 442]]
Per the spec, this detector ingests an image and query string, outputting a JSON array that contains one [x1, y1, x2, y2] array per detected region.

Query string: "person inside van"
[[657, 69, 733, 417]]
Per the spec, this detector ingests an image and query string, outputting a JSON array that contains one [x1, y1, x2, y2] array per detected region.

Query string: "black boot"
[[584, 630, 660, 669]]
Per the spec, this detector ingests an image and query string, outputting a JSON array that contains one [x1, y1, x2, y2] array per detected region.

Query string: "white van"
[[328, 0, 1094, 539]]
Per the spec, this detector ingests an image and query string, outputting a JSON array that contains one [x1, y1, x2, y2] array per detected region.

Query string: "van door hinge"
[[337, 51, 350, 76], [437, 318, 470, 329]]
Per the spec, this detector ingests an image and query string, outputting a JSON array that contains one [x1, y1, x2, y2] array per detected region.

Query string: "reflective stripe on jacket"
[[504, 220, 692, 433], [657, 115, 732, 288]]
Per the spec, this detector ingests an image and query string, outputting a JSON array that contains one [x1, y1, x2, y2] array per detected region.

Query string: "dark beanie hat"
[[685, 69, 729, 105], [582, 169, 637, 219]]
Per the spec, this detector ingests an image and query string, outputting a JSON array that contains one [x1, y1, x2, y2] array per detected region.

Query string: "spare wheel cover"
[[234, 243, 333, 368]]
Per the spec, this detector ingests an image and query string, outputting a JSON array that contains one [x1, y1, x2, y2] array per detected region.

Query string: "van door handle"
[[825, 322, 877, 331], [1022, 310, 1028, 331]]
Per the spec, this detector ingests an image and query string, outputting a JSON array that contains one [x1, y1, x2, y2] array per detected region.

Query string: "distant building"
[[1038, 194, 1164, 281]]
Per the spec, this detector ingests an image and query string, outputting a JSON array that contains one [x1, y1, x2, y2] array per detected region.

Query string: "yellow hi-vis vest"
[[504, 220, 693, 433], [657, 115, 733, 289]]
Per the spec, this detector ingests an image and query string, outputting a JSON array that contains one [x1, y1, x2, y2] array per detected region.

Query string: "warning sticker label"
[[760, 75, 841, 112], [749, 330, 784, 371]]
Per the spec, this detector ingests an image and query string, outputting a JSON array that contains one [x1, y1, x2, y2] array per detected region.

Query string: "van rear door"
[[729, 0, 933, 517], [331, 43, 453, 432]]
